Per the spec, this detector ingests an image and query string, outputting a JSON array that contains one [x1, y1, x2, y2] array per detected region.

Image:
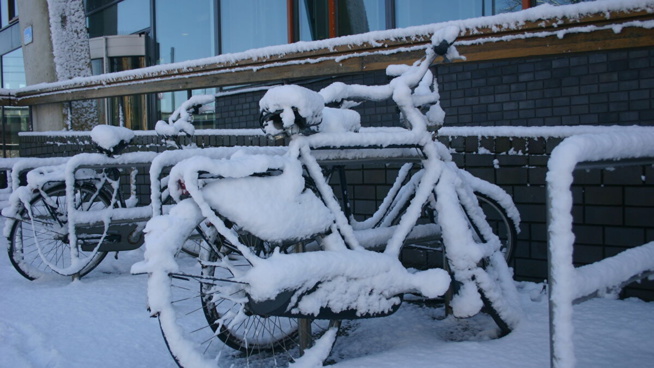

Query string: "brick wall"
[[19, 46, 654, 299], [438, 48, 654, 127]]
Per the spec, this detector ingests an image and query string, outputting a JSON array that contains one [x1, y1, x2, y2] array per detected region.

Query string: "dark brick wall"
[[19, 46, 654, 299], [438, 48, 654, 127], [213, 47, 654, 130]]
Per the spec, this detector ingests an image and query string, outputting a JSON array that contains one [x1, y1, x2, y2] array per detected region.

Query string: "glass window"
[[337, 0, 386, 36], [155, 0, 215, 64], [395, 0, 484, 27], [87, 0, 150, 38], [2, 47, 24, 89], [157, 90, 188, 122], [155, 0, 215, 120], [91, 58, 104, 75], [117, 0, 150, 34], [190, 88, 216, 130], [1, 1, 8, 28], [220, 0, 287, 54], [299, 0, 328, 41], [1, 0, 17, 28], [362, 0, 386, 32], [496, 0, 524, 12], [1, 48, 28, 157], [85, 0, 115, 13]]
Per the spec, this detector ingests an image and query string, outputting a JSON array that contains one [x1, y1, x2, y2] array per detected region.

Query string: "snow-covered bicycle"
[[1, 119, 208, 280], [133, 27, 523, 367]]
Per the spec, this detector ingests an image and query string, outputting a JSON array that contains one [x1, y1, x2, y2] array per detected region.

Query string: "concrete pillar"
[[16, 0, 66, 131], [17, 0, 98, 131]]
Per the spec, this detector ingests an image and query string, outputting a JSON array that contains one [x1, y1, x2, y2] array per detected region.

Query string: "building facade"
[[6, 0, 654, 298], [0, 0, 572, 157]]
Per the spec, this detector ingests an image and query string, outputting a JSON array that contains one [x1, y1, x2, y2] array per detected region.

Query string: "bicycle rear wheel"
[[7, 183, 110, 280], [160, 224, 339, 367]]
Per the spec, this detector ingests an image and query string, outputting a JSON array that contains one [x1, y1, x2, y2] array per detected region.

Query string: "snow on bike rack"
[[546, 127, 654, 368]]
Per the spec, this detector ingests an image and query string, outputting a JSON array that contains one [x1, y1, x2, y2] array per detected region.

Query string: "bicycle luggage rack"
[[247, 287, 403, 319]]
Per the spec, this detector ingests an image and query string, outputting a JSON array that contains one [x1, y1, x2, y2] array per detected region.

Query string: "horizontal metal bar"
[[576, 157, 654, 170]]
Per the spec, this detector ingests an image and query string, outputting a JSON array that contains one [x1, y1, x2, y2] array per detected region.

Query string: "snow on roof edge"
[[15, 0, 654, 94], [19, 125, 654, 140]]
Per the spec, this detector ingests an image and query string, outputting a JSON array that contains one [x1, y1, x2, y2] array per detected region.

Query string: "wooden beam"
[[457, 26, 654, 62], [10, 8, 654, 106]]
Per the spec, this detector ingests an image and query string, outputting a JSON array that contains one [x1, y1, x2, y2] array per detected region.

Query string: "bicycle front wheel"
[[7, 183, 110, 280], [450, 190, 522, 336], [473, 192, 518, 263]]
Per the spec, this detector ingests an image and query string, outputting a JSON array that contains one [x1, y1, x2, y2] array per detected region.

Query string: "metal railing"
[[546, 127, 654, 368]]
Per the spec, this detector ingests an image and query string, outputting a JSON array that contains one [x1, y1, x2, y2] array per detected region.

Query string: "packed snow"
[[2, 2, 653, 367], [90, 125, 135, 153], [1, 243, 654, 368]]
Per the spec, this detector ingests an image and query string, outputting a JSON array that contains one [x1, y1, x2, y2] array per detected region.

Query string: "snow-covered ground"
[[1, 222, 653, 368]]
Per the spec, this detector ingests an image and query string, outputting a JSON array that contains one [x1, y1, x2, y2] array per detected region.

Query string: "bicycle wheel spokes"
[[160, 226, 340, 367], [7, 184, 109, 280], [164, 255, 299, 366], [475, 193, 517, 262]]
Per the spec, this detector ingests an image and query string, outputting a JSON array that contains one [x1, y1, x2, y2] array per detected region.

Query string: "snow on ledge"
[[14, 0, 654, 95], [20, 124, 651, 140]]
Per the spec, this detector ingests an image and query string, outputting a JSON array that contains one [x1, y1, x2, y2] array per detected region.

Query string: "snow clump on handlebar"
[[259, 85, 325, 137]]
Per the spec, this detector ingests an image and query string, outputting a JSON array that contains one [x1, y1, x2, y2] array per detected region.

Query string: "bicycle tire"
[[399, 191, 518, 270], [473, 192, 518, 263], [160, 223, 339, 367], [7, 183, 110, 280], [456, 192, 522, 336]]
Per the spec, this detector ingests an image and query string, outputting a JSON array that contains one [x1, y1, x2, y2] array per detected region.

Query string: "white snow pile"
[[155, 94, 215, 137], [244, 249, 450, 317], [259, 85, 362, 137], [168, 153, 335, 242], [90, 125, 135, 153]]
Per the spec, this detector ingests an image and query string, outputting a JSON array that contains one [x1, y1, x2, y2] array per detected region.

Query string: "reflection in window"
[[1, 48, 28, 157], [220, 0, 287, 54], [2, 47, 24, 89], [361, 0, 386, 32], [496, 0, 523, 12], [155, 0, 215, 120], [337, 0, 386, 36], [157, 90, 188, 123], [1, 0, 17, 28], [299, 0, 328, 41], [87, 0, 150, 38], [395, 0, 483, 27], [190, 89, 217, 130], [91, 55, 147, 129], [109, 56, 147, 130], [155, 0, 215, 64]]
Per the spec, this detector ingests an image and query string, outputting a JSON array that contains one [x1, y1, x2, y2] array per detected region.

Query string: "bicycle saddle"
[[90, 125, 135, 157]]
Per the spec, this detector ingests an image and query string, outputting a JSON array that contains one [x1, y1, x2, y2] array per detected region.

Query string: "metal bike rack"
[[546, 128, 654, 368]]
